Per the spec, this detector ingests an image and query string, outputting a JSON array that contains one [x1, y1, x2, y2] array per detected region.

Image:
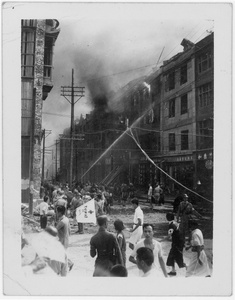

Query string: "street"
[[23, 201, 213, 278]]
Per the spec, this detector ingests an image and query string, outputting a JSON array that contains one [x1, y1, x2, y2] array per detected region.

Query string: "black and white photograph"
[[2, 1, 232, 297]]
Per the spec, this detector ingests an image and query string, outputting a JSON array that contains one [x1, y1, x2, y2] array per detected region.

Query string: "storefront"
[[138, 157, 162, 187], [195, 150, 213, 200], [163, 154, 195, 192]]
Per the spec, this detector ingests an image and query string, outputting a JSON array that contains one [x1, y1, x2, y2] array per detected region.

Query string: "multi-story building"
[[194, 33, 214, 199], [160, 38, 196, 191], [21, 19, 60, 204]]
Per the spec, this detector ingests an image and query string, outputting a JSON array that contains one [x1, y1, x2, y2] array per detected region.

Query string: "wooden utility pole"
[[61, 69, 85, 188]]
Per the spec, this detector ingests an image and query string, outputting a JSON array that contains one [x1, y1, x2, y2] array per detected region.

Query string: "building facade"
[[194, 33, 214, 199], [160, 39, 196, 191], [58, 33, 213, 200], [21, 19, 60, 204]]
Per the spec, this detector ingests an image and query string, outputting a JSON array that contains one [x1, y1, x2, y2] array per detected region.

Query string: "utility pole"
[[55, 139, 58, 181], [42, 129, 46, 183], [61, 69, 85, 188]]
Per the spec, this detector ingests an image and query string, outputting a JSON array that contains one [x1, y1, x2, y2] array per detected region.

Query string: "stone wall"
[[33, 20, 46, 193]]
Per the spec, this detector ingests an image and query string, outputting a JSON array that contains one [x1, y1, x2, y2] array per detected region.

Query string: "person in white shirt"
[[39, 196, 49, 229], [129, 224, 168, 277], [147, 184, 153, 209], [185, 220, 211, 277], [153, 183, 163, 206], [128, 199, 144, 250]]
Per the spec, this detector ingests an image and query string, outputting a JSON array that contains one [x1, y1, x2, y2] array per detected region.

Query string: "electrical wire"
[[128, 127, 213, 203]]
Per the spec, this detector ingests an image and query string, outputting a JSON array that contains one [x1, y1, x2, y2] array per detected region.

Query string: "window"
[[181, 94, 188, 114], [180, 64, 187, 85], [169, 133, 176, 151], [21, 29, 35, 77], [21, 20, 37, 27], [198, 119, 213, 149], [169, 71, 175, 90], [44, 37, 53, 78], [155, 78, 161, 94], [181, 130, 189, 150], [169, 98, 175, 118], [165, 71, 175, 91], [198, 51, 212, 73], [21, 137, 30, 178], [198, 83, 213, 107]]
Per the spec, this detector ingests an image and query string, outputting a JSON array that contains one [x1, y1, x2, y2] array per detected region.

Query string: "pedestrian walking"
[[90, 215, 123, 276], [44, 226, 68, 276], [94, 194, 104, 217], [128, 198, 144, 250], [147, 183, 153, 204], [185, 220, 211, 277], [129, 223, 168, 277], [70, 190, 84, 234], [159, 184, 165, 205], [56, 206, 74, 274], [128, 183, 135, 203], [173, 190, 183, 214], [153, 183, 162, 206], [121, 183, 129, 206], [176, 193, 203, 242], [166, 221, 187, 276], [54, 190, 68, 225], [39, 196, 49, 229], [114, 219, 126, 266], [103, 188, 111, 214]]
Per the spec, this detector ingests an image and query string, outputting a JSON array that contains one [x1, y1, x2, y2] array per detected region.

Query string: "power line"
[[128, 127, 212, 203]]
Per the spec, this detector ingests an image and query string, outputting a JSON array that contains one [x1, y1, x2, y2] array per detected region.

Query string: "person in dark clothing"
[[173, 190, 183, 214], [166, 221, 187, 276], [159, 184, 165, 205], [90, 215, 123, 276]]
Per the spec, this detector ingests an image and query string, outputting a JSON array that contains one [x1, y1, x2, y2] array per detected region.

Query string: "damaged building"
[[59, 33, 213, 199]]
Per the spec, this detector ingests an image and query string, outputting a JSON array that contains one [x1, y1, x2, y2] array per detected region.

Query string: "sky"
[[36, 3, 215, 171]]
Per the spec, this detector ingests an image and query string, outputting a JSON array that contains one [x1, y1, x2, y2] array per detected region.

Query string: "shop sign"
[[153, 159, 162, 163], [197, 151, 213, 160], [167, 155, 193, 162]]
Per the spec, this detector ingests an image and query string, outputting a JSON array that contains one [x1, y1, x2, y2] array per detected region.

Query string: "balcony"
[[42, 65, 53, 100]]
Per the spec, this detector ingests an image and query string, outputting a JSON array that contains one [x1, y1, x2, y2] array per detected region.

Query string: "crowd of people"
[[21, 181, 211, 278]]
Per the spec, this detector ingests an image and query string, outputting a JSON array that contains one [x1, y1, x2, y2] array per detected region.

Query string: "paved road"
[[23, 202, 213, 278], [65, 225, 213, 278]]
